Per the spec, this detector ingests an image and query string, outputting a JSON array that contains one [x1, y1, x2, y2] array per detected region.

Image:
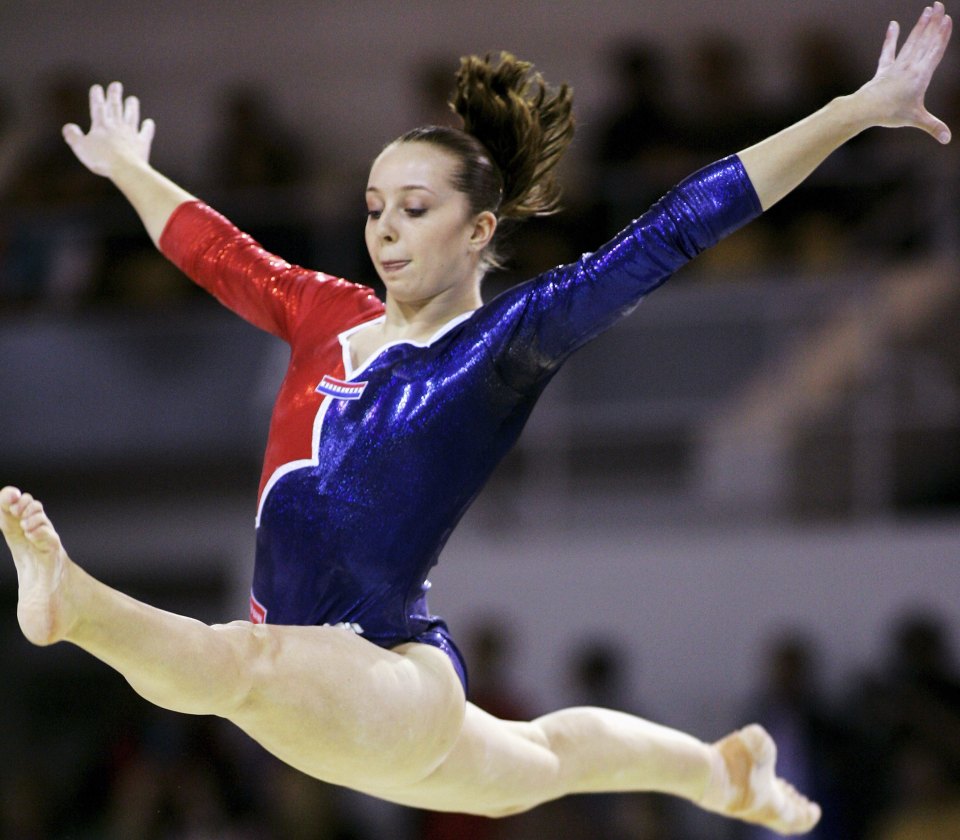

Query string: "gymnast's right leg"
[[0, 486, 467, 791]]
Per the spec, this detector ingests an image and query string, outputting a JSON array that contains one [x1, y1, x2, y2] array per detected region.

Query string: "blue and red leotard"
[[159, 155, 762, 691]]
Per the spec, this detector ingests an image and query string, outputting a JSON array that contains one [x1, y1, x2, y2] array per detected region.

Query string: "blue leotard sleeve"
[[478, 155, 762, 391]]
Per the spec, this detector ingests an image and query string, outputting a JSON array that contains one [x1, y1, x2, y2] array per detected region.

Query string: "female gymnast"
[[1, 4, 952, 834]]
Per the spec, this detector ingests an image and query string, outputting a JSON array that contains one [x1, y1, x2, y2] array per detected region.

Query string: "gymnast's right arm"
[[63, 81, 379, 339], [62, 82, 191, 247]]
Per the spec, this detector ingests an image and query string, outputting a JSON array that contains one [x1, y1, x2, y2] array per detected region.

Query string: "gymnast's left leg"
[[363, 701, 821, 835]]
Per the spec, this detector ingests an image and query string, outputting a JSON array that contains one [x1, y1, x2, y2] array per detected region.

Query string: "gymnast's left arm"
[[739, 2, 951, 211]]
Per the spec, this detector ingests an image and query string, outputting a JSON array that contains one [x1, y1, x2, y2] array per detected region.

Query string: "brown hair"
[[394, 52, 575, 271]]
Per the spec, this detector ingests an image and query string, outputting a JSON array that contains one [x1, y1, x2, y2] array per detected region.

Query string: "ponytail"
[[453, 52, 574, 221], [393, 52, 574, 272]]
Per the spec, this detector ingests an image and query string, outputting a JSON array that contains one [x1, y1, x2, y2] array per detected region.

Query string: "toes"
[[0, 485, 22, 512], [740, 724, 776, 767], [10, 495, 45, 524], [22, 499, 44, 519], [10, 492, 35, 517], [22, 510, 49, 534], [803, 800, 823, 832], [769, 781, 822, 835]]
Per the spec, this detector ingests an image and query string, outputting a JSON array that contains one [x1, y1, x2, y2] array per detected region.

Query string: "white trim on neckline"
[[339, 308, 477, 378]]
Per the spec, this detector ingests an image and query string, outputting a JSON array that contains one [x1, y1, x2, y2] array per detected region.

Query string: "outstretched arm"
[[740, 2, 952, 210], [62, 81, 194, 246]]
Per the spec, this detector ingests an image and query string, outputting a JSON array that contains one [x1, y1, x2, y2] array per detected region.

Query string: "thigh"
[[219, 622, 466, 790], [365, 702, 564, 817]]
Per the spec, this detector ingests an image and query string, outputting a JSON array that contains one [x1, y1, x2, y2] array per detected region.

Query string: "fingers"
[[878, 20, 900, 70], [915, 4, 952, 65], [929, 9, 953, 64], [920, 108, 952, 143], [139, 117, 156, 148], [88, 83, 107, 131], [87, 81, 136, 129], [123, 93, 139, 128], [70, 82, 151, 144], [61, 122, 83, 147], [105, 81, 123, 125], [899, 3, 950, 63]]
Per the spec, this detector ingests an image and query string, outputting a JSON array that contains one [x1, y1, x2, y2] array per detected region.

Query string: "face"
[[365, 142, 495, 307]]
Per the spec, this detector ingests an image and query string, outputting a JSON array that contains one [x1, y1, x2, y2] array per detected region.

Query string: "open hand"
[[863, 2, 953, 142], [62, 81, 155, 177]]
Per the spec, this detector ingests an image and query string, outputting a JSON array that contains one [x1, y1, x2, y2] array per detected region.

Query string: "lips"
[[380, 260, 410, 273]]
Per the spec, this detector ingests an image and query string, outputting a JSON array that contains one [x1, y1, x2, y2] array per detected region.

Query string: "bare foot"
[[0, 486, 75, 645], [701, 724, 821, 836]]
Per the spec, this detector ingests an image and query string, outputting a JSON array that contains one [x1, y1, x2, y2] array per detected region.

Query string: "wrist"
[[826, 92, 877, 143], [108, 152, 154, 188]]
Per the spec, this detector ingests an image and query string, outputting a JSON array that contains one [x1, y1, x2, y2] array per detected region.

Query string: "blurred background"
[[1, 0, 960, 837]]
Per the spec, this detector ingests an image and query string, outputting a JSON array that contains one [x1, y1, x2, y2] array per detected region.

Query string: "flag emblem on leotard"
[[249, 590, 267, 624], [316, 375, 368, 400]]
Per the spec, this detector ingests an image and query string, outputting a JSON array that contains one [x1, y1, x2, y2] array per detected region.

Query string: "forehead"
[[367, 142, 459, 193]]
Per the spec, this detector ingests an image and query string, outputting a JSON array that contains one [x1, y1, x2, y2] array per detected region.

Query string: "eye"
[[405, 208, 427, 218], [366, 209, 382, 220]]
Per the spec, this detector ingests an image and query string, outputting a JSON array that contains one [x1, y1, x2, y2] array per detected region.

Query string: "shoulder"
[[295, 274, 384, 334]]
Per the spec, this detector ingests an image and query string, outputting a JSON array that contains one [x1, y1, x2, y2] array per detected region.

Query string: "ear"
[[469, 211, 498, 252]]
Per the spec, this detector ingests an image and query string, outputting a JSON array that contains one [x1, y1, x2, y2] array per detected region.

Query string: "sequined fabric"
[[159, 155, 762, 691]]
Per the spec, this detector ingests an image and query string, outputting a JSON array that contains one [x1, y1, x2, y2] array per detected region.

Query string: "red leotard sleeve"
[[159, 200, 382, 343]]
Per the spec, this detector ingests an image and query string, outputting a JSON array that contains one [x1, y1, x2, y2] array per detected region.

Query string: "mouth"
[[379, 260, 411, 275]]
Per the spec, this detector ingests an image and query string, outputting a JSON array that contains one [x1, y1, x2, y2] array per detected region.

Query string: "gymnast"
[[1, 3, 952, 834]]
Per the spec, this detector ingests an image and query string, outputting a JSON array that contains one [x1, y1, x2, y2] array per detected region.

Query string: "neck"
[[382, 282, 483, 340]]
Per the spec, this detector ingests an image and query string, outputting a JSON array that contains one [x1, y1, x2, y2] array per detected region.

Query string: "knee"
[[207, 620, 265, 714]]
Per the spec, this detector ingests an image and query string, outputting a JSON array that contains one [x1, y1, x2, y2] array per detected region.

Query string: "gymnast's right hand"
[[62, 81, 155, 177]]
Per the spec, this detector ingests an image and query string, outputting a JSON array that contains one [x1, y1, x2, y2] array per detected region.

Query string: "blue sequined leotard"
[[159, 155, 762, 691]]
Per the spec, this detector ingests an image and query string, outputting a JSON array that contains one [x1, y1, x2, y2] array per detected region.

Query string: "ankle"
[[699, 743, 733, 812]]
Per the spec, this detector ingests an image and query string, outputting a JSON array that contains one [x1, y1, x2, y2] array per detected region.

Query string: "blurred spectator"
[[466, 617, 535, 721], [98, 715, 253, 839], [534, 637, 680, 840], [785, 27, 862, 120], [839, 610, 960, 838], [259, 760, 367, 840], [589, 41, 690, 233], [762, 27, 876, 270], [1, 70, 112, 207], [885, 612, 960, 775], [208, 83, 310, 192], [677, 35, 772, 159], [202, 81, 318, 272], [869, 740, 960, 840], [0, 69, 112, 307], [673, 36, 775, 272], [0, 764, 49, 840], [736, 632, 846, 839]]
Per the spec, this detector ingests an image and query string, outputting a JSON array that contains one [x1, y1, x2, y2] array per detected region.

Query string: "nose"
[[376, 210, 397, 243]]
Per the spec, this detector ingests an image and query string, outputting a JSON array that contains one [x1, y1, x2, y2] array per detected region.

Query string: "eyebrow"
[[365, 184, 438, 196]]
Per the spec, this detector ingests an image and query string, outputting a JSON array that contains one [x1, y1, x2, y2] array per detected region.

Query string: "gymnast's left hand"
[[856, 2, 953, 143], [62, 81, 155, 178]]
